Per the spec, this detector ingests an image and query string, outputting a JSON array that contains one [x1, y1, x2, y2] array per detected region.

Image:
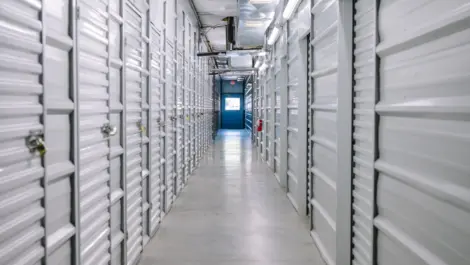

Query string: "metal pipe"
[[210, 67, 256, 72], [197, 52, 225, 57]]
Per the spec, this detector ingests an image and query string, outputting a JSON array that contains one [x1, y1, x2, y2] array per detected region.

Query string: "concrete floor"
[[139, 130, 325, 265]]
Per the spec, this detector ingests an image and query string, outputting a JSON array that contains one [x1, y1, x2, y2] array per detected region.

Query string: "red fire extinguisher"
[[257, 119, 263, 132]]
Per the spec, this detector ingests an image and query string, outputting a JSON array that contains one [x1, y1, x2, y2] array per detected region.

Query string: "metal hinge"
[[76, 6, 81, 19]]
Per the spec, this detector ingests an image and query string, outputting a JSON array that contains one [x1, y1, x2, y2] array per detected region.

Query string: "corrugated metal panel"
[[274, 27, 287, 181], [175, 9, 185, 195], [124, 0, 147, 264], [375, 1, 470, 265], [286, 6, 302, 210], [141, 0, 151, 248], [163, 0, 177, 212], [0, 0, 47, 264], [77, 1, 112, 265], [183, 18, 190, 184], [309, 0, 339, 264], [352, 0, 375, 264], [1, 0, 211, 264], [265, 54, 273, 167], [149, 22, 163, 236]]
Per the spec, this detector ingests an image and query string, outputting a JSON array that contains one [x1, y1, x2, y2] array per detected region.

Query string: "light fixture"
[[282, 0, 302, 20], [259, 63, 268, 72], [254, 60, 262, 68], [249, 0, 274, 3], [244, 20, 265, 27], [267, 27, 280, 45]]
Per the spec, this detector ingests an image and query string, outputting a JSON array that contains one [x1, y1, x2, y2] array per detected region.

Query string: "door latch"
[[101, 123, 117, 136], [26, 130, 46, 156], [137, 121, 146, 133]]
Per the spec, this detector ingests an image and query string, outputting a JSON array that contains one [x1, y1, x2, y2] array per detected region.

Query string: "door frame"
[[220, 93, 245, 129]]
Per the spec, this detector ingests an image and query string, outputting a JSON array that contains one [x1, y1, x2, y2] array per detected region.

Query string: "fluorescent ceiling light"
[[244, 20, 265, 27], [282, 0, 301, 20], [267, 27, 280, 45], [259, 63, 268, 72], [249, 0, 274, 3]]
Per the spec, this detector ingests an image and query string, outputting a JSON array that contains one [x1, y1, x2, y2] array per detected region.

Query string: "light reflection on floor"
[[139, 129, 325, 265]]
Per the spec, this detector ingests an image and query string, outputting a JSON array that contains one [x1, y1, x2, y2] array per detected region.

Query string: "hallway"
[[139, 130, 324, 265]]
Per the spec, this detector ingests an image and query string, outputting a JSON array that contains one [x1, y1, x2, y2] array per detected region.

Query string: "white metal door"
[[124, 0, 149, 263], [183, 21, 191, 183], [274, 30, 286, 181], [308, 0, 339, 263], [149, 23, 164, 235], [372, 1, 470, 265], [161, 0, 176, 212], [176, 11, 185, 194], [265, 55, 273, 166], [78, 0, 115, 264], [286, 13, 302, 210], [0, 0, 77, 264]]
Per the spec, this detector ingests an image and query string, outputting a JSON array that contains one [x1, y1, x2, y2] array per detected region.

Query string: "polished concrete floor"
[[139, 130, 325, 265]]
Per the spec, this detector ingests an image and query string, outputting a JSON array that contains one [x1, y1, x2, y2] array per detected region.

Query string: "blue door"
[[221, 94, 244, 129]]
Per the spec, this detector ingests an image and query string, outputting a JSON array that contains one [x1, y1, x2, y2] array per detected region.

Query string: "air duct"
[[224, 17, 236, 50]]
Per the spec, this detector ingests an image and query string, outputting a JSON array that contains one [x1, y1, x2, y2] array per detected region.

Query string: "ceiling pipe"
[[197, 48, 265, 57], [197, 52, 226, 57], [210, 68, 256, 72]]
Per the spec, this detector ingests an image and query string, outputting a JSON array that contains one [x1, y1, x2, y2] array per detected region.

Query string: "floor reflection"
[[139, 129, 324, 265]]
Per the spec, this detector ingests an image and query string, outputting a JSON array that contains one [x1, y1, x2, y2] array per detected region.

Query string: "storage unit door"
[[176, 46, 184, 195], [164, 37, 176, 212], [124, 0, 149, 263], [265, 60, 273, 166], [286, 14, 302, 210], [189, 52, 195, 174], [183, 22, 190, 183], [169, 40, 177, 201], [149, 24, 164, 235], [309, 0, 338, 263], [373, 1, 470, 265], [0, 1, 76, 264], [78, 0, 115, 264], [274, 32, 286, 180]]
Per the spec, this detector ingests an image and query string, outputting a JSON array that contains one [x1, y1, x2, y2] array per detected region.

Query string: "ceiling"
[[192, 0, 238, 51], [192, 0, 279, 72]]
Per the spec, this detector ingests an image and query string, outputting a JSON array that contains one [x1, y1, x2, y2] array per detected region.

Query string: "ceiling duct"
[[237, 0, 279, 47], [224, 16, 236, 50]]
